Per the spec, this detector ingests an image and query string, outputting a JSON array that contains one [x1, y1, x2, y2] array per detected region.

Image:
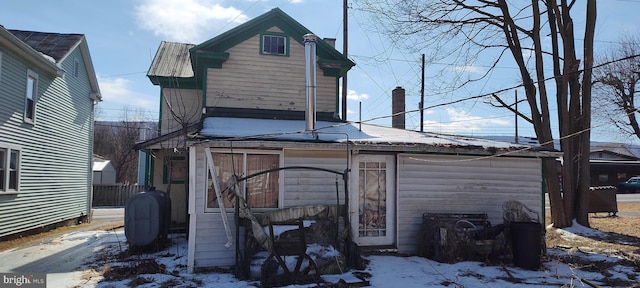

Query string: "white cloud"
[[423, 107, 510, 134], [97, 76, 157, 109], [452, 65, 484, 74], [135, 0, 249, 43], [346, 89, 369, 101]]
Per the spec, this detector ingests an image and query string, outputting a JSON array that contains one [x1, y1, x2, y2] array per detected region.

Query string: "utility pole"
[[515, 90, 519, 144], [341, 0, 348, 121], [420, 54, 425, 132]]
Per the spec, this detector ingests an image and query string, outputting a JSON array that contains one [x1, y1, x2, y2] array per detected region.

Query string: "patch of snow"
[[2, 226, 638, 287], [559, 220, 610, 238]]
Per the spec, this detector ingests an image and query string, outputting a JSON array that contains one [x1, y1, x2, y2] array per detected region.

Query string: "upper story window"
[[261, 34, 287, 56], [73, 58, 80, 78], [207, 151, 281, 210], [0, 146, 20, 193], [0, 52, 3, 81], [24, 69, 38, 123]]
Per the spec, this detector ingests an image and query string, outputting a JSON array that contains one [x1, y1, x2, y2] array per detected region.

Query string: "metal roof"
[[195, 117, 557, 157], [147, 41, 195, 79]]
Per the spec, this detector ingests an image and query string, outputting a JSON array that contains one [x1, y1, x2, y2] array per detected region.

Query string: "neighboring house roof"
[[133, 123, 200, 150], [193, 117, 556, 157], [147, 41, 195, 84], [7, 29, 83, 62], [591, 143, 640, 159], [0, 26, 62, 77], [93, 159, 112, 172], [5, 28, 102, 101]]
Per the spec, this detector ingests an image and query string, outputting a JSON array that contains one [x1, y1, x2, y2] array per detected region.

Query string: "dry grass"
[[546, 203, 640, 254], [0, 220, 124, 252]]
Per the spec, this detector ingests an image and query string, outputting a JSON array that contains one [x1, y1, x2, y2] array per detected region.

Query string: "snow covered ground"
[[0, 223, 638, 288]]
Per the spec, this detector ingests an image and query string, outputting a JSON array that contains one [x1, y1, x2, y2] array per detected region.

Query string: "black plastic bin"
[[510, 221, 542, 270]]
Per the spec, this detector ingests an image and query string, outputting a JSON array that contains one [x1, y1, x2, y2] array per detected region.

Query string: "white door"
[[351, 155, 396, 246]]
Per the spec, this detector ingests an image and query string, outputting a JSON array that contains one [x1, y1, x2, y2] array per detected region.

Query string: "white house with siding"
[[137, 8, 556, 272], [0, 26, 101, 239]]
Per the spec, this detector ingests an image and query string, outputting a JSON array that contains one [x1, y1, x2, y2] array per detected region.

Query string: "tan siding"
[[160, 88, 202, 134], [206, 33, 336, 113], [395, 155, 542, 254]]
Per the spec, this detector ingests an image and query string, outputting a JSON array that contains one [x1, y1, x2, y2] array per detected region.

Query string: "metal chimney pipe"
[[304, 34, 317, 131]]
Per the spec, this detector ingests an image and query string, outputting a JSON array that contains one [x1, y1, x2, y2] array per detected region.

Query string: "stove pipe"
[[304, 34, 317, 131]]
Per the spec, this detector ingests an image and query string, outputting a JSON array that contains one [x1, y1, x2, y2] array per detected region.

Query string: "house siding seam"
[[395, 154, 542, 254], [0, 45, 93, 238]]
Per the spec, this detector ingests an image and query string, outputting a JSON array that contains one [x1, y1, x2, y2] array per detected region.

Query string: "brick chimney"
[[392, 86, 405, 129]]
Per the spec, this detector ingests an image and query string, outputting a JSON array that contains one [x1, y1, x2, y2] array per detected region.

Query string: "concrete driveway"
[[0, 207, 125, 287]]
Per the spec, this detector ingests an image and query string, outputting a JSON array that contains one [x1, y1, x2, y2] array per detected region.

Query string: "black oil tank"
[[124, 190, 171, 246]]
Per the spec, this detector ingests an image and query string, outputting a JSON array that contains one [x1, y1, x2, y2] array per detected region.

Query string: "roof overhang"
[[0, 26, 63, 77], [192, 117, 559, 158]]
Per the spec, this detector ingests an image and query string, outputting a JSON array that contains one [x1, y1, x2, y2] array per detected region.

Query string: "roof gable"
[[190, 8, 354, 77], [4, 28, 101, 100]]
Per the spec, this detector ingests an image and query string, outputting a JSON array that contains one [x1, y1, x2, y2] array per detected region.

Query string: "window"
[[73, 58, 80, 78], [163, 157, 186, 184], [599, 174, 608, 182], [24, 70, 38, 123], [207, 151, 280, 210], [0, 146, 20, 193], [261, 35, 287, 55]]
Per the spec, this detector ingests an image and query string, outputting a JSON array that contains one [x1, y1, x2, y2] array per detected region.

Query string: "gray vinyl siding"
[[205, 32, 336, 113], [190, 146, 543, 267], [395, 154, 542, 254], [0, 46, 94, 238], [282, 150, 347, 207], [191, 147, 348, 268], [191, 146, 238, 267]]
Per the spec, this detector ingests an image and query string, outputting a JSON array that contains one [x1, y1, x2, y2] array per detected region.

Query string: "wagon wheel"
[[296, 253, 320, 281], [261, 253, 320, 286]]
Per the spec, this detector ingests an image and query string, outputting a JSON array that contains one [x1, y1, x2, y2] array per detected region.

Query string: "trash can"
[[510, 221, 542, 270]]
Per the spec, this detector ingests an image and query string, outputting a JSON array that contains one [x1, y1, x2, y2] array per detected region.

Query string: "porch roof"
[[196, 117, 558, 157]]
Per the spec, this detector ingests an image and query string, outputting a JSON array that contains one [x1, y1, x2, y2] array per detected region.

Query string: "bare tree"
[[94, 108, 156, 184], [593, 33, 640, 140], [149, 80, 202, 223], [355, 0, 597, 228]]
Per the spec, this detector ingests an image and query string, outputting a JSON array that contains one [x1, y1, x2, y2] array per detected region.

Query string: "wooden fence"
[[92, 184, 146, 207]]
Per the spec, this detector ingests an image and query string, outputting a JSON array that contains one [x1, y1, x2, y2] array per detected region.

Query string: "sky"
[[1, 0, 639, 143]]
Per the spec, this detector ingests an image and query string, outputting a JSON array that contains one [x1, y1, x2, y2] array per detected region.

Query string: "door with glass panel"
[[351, 155, 395, 246]]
